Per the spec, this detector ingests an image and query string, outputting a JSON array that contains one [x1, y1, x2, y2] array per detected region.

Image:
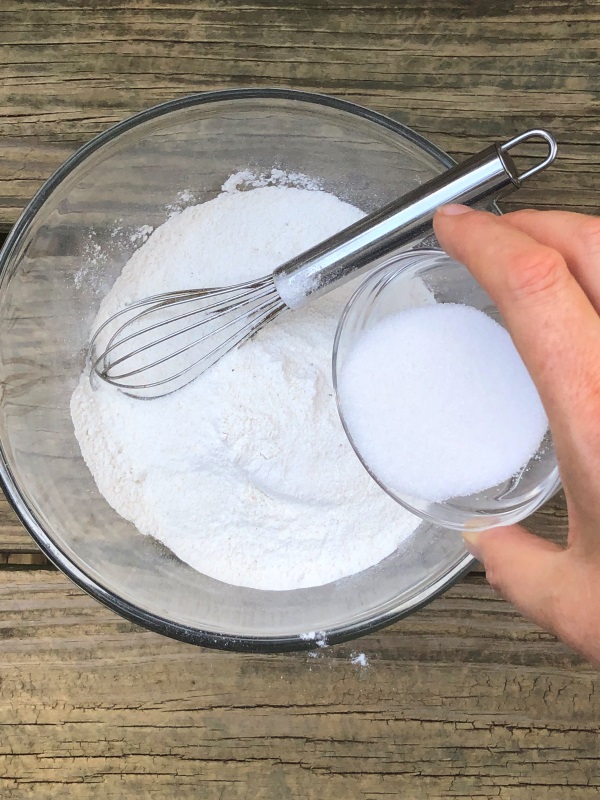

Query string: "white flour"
[[71, 180, 421, 590]]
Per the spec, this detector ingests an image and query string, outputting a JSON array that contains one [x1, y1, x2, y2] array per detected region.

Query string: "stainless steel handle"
[[273, 130, 557, 310]]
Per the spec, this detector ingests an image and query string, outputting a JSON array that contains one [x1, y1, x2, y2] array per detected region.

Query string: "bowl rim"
[[0, 87, 475, 652]]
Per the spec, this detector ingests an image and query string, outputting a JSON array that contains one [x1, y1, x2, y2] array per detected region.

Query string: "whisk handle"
[[272, 130, 557, 310]]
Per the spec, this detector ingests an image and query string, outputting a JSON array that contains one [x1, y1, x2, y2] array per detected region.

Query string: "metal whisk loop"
[[91, 276, 285, 399], [95, 282, 275, 377], [107, 295, 282, 385], [91, 291, 198, 373]]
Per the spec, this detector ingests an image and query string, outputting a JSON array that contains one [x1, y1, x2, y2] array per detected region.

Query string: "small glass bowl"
[[333, 249, 561, 532]]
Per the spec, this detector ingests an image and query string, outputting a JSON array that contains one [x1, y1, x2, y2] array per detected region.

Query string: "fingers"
[[503, 209, 600, 313], [463, 526, 563, 632], [437, 206, 600, 667], [463, 526, 600, 667], [433, 207, 600, 442]]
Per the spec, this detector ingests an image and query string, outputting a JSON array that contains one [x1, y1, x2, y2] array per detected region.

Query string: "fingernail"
[[462, 529, 483, 560], [438, 204, 471, 216]]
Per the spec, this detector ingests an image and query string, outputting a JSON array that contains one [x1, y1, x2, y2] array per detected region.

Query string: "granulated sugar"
[[338, 303, 548, 502], [71, 180, 421, 590]]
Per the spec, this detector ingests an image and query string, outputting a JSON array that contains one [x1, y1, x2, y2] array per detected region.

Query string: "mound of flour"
[[71, 182, 420, 590]]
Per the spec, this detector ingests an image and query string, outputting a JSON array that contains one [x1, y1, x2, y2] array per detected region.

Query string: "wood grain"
[[0, 2, 598, 796], [0, 492, 31, 555], [0, 569, 598, 800], [0, 1, 598, 233]]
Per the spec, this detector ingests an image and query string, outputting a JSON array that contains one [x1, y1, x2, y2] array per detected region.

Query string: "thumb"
[[463, 525, 565, 634]]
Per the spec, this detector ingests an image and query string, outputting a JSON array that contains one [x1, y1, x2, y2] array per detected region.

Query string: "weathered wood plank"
[[0, 1, 598, 232], [0, 492, 36, 555], [0, 569, 597, 800], [0, 2, 597, 795]]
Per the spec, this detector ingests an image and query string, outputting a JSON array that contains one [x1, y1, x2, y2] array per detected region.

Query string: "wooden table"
[[1, 3, 599, 797]]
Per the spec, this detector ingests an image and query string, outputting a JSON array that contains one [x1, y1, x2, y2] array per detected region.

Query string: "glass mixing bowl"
[[0, 88, 475, 651], [333, 249, 561, 532]]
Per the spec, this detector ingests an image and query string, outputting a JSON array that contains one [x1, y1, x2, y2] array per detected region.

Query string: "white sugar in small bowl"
[[333, 249, 561, 532]]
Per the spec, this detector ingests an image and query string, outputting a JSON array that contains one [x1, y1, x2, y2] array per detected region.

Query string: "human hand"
[[433, 205, 600, 667]]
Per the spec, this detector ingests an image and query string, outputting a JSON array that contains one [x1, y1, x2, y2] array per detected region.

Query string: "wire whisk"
[[90, 130, 557, 399], [91, 276, 285, 399]]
